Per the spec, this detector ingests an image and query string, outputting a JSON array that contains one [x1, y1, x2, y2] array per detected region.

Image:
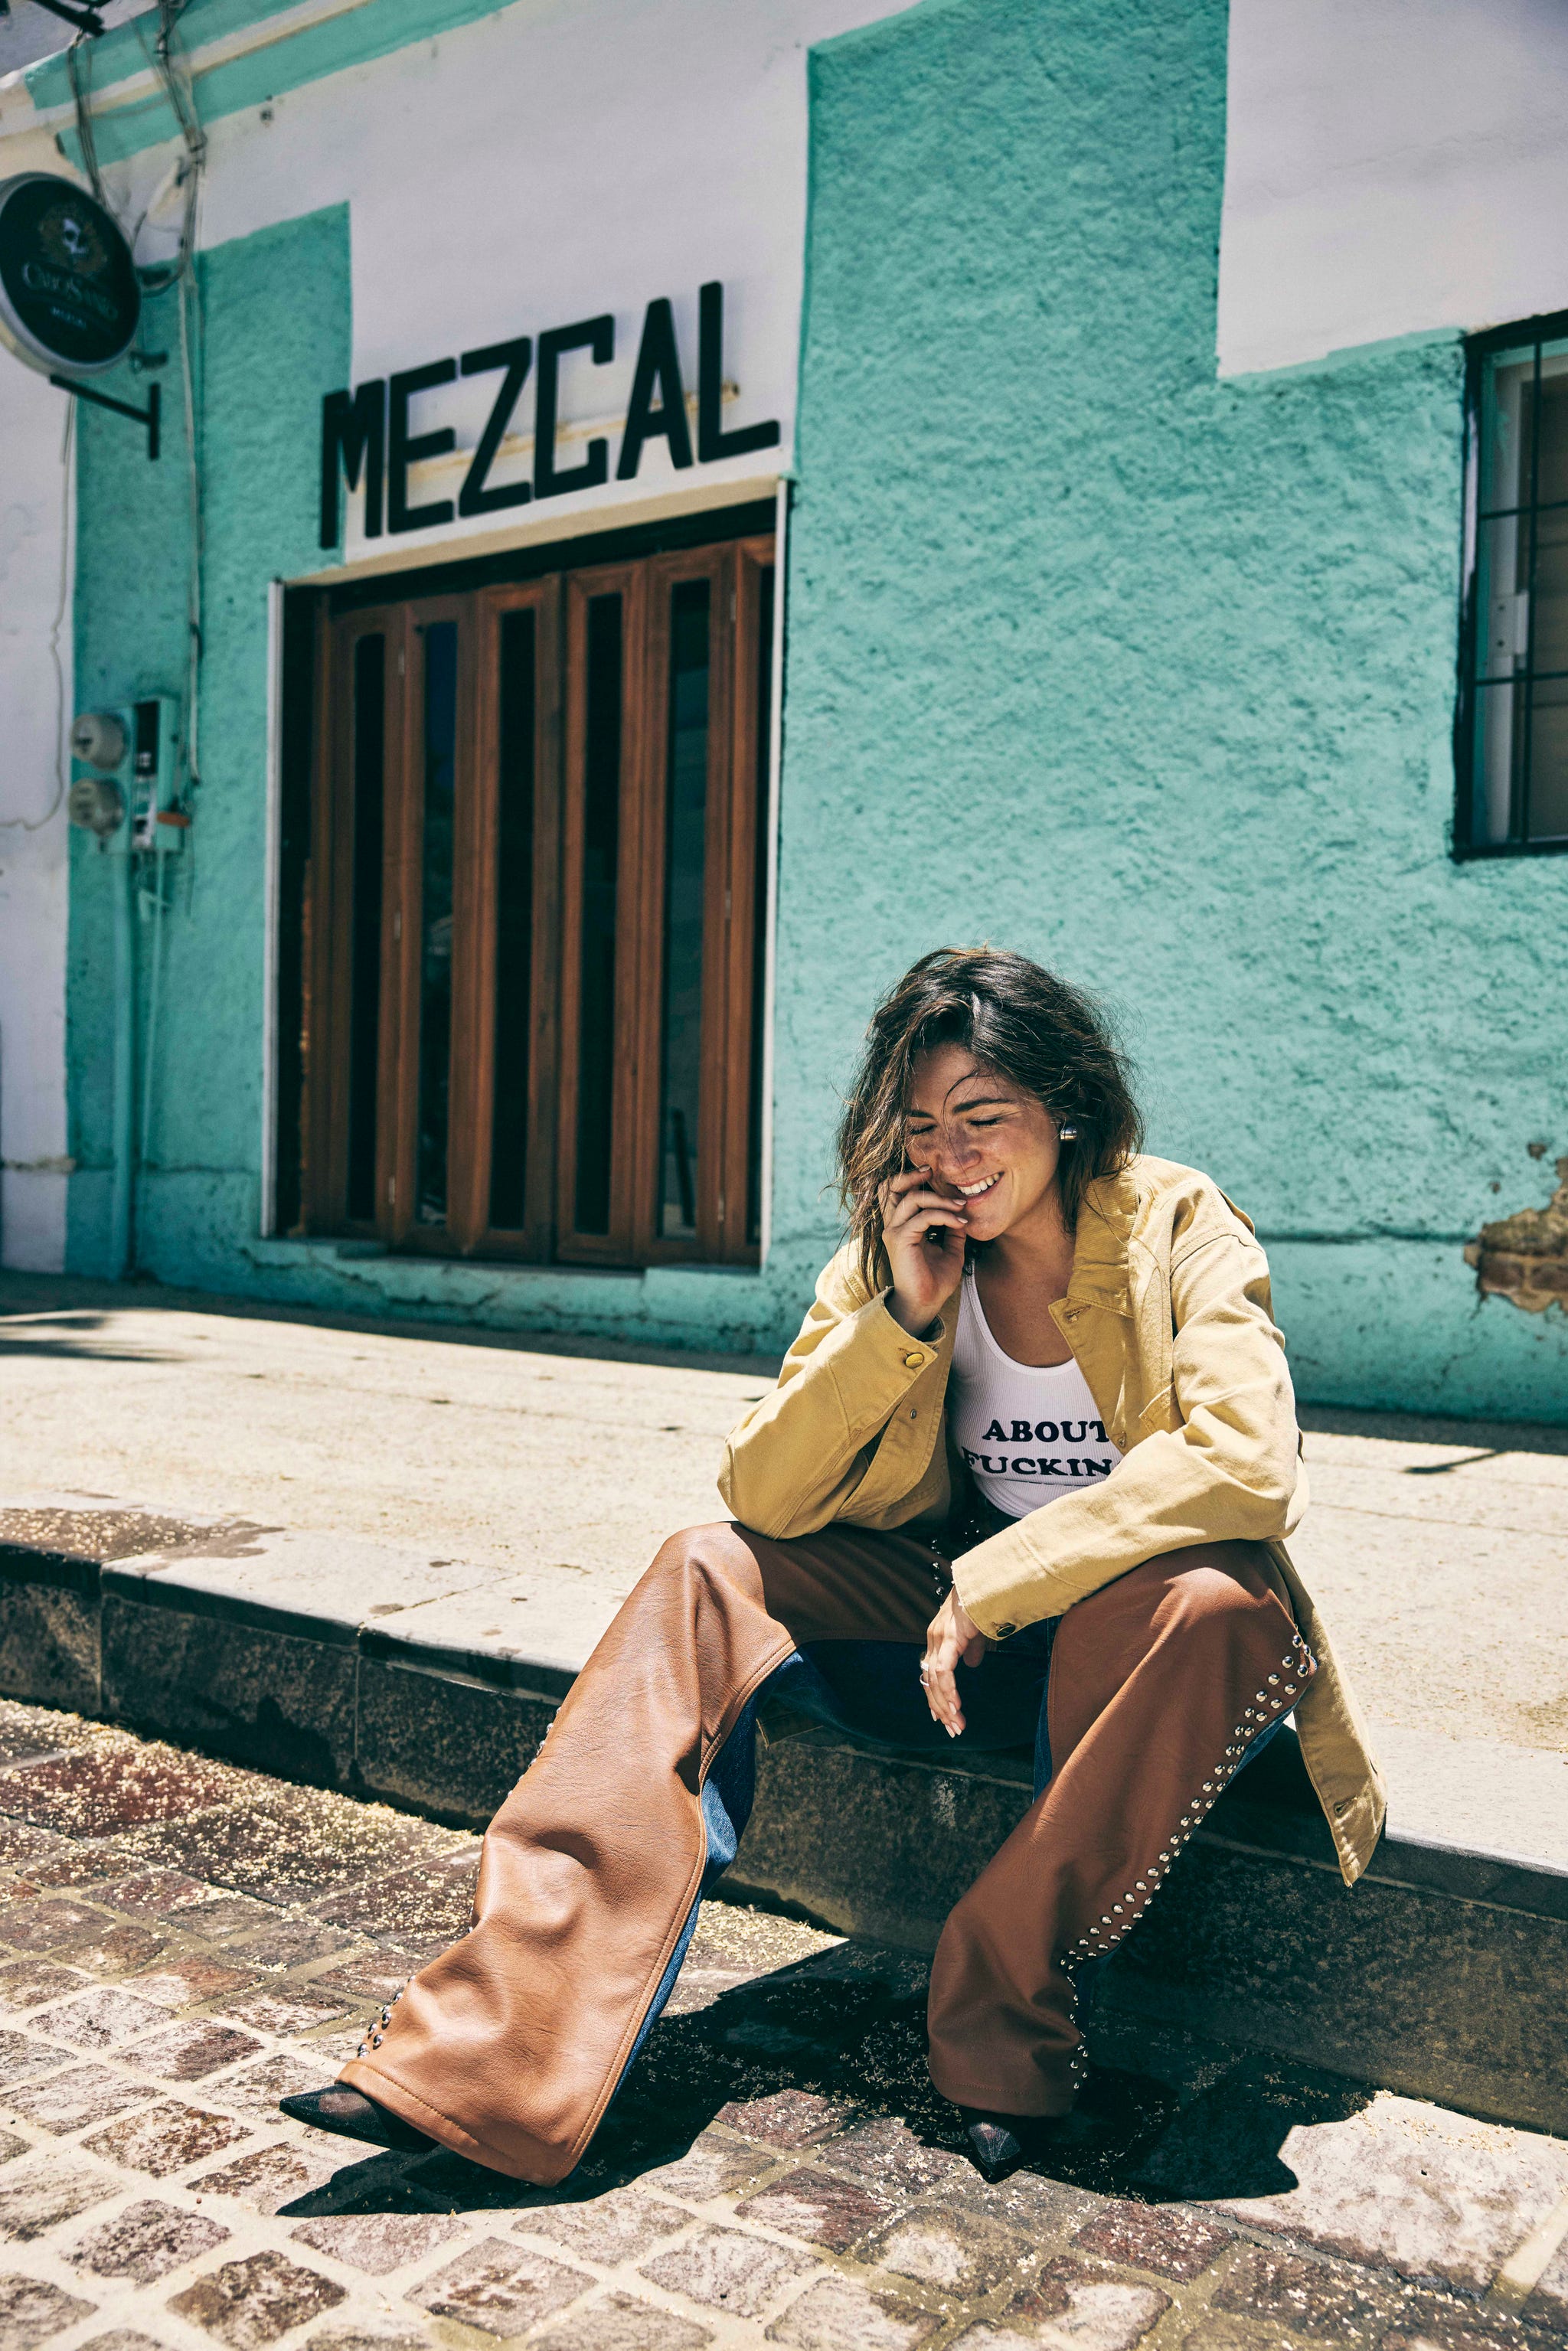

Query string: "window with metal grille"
[[1458, 312, 1568, 854]]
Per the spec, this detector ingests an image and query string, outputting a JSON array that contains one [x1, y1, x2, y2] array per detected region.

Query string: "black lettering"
[[697, 279, 782, 462], [616, 297, 694, 479], [1065, 1459, 1083, 1477], [1011, 1458, 1039, 1475], [1061, 1419, 1089, 1442], [982, 1419, 1008, 1443], [319, 380, 385, 547], [1089, 1420, 1107, 1442], [1010, 1419, 1034, 1442], [388, 359, 456, 534], [534, 314, 613, 499], [1085, 1457, 1115, 1477], [1033, 1420, 1060, 1442], [458, 336, 532, 517], [1036, 1458, 1063, 1476], [962, 1448, 983, 1468]]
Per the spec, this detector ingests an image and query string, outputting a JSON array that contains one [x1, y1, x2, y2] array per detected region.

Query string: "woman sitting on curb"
[[284, 945, 1383, 2184]]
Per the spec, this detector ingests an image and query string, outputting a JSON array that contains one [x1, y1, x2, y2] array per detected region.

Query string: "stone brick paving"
[[0, 1697, 1557, 2351]]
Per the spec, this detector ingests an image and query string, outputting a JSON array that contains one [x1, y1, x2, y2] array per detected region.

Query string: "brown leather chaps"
[[338, 1521, 1312, 2183]]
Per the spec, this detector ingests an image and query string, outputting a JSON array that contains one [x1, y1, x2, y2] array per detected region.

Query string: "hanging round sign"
[[0, 173, 140, 377]]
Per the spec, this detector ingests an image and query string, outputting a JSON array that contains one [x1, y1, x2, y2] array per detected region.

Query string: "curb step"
[[0, 1507, 1563, 2141]]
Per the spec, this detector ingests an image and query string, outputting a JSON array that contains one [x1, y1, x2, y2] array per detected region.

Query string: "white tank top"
[[949, 1263, 1123, 1520]]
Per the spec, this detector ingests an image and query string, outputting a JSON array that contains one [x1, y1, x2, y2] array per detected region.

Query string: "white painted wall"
[[0, 348, 73, 1272], [117, 0, 912, 570], [1220, 0, 1568, 376]]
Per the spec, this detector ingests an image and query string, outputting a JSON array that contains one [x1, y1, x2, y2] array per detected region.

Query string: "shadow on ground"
[[279, 1948, 1374, 2222]]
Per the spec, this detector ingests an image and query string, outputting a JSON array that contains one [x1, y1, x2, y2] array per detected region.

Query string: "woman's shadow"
[[278, 1946, 1371, 2221]]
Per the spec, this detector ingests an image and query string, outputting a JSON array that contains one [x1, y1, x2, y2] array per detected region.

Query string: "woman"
[[285, 947, 1384, 2184]]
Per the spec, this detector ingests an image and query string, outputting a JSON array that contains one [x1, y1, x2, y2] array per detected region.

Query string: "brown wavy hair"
[[837, 947, 1143, 1285]]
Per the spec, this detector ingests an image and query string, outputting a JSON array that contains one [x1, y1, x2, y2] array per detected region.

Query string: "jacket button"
[[908, 1407, 918, 1420], [903, 1352, 923, 1369], [995, 1621, 1016, 1638]]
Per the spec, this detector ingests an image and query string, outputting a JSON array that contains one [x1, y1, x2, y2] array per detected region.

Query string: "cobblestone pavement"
[[0, 1701, 1559, 2351]]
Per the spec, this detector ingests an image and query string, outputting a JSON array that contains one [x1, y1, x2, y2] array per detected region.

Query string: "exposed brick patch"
[[1212, 2243, 1403, 2340], [0, 2269, 96, 2344], [125, 2020, 262, 2082], [532, 2291, 712, 2350], [719, 2091, 856, 2149], [28, 1989, 171, 2050], [640, 2134, 776, 2201], [411, 2236, 590, 2336], [126, 1961, 256, 2012], [68, 2196, 230, 2282], [519, 2188, 690, 2265], [289, 2210, 469, 2274], [61, 1928, 169, 1978], [864, 2202, 1036, 2297], [1469, 1158, 1568, 1312], [814, 2114, 969, 2199], [997, 2255, 1169, 2351], [0, 2156, 116, 2239], [190, 2141, 341, 2215], [639, 2223, 815, 2316], [0, 1962, 89, 2016], [1072, 2200, 1234, 2281], [6, 2062, 153, 2134], [766, 2273, 939, 2348], [215, 1987, 348, 2036], [0, 1900, 103, 1955], [737, 2167, 897, 2253], [166, 2249, 347, 2347], [82, 2098, 251, 2176]]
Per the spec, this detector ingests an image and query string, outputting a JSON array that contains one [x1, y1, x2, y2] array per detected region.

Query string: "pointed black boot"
[[958, 2104, 1097, 2183], [279, 2085, 434, 2155]]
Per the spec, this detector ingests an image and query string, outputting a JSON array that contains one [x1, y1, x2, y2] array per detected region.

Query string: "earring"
[[1058, 1122, 1080, 1141]]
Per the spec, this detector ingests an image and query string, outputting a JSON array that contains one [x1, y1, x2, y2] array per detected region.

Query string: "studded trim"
[[355, 1981, 407, 2062], [1061, 1629, 1315, 1964]]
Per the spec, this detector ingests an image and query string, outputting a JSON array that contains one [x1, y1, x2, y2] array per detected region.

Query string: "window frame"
[[1455, 306, 1568, 860]]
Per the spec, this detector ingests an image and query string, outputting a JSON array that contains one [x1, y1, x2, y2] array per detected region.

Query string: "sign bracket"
[[51, 372, 160, 459]]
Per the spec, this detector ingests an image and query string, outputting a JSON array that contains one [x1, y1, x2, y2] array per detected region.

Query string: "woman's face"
[[903, 1042, 1064, 1242]]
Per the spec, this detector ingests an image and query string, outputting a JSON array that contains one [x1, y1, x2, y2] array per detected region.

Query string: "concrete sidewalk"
[[1, 1268, 1564, 1805]]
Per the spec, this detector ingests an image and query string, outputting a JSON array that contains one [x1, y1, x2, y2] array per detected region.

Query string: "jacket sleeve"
[[952, 1226, 1305, 1638], [718, 1252, 946, 1539]]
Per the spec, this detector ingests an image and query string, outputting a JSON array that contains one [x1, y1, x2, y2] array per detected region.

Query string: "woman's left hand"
[[921, 1589, 987, 1736]]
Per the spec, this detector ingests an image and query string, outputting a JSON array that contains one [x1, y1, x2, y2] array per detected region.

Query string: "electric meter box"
[[68, 697, 186, 854]]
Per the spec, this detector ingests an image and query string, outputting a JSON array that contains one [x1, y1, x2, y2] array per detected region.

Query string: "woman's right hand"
[[880, 1167, 967, 1337]]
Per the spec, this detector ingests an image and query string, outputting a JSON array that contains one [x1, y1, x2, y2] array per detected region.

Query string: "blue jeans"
[[619, 1623, 1283, 2084]]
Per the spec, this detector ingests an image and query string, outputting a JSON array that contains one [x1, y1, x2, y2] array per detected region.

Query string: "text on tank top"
[[949, 1263, 1125, 1520]]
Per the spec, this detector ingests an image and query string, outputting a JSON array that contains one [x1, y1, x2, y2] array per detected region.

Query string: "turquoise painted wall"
[[61, 0, 1568, 1417], [769, 0, 1568, 1419], [67, 204, 351, 1278]]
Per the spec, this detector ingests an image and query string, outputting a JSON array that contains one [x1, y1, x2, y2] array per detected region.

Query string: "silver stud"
[[1112, 1903, 1124, 1913], [1202, 1780, 1214, 1792], [1135, 1880, 1148, 1892], [1268, 1674, 1280, 1686]]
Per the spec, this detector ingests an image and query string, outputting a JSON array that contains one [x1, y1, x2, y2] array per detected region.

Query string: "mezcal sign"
[[320, 279, 779, 547]]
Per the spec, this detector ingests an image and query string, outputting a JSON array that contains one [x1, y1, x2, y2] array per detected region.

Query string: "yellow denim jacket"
[[720, 1154, 1385, 1886]]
